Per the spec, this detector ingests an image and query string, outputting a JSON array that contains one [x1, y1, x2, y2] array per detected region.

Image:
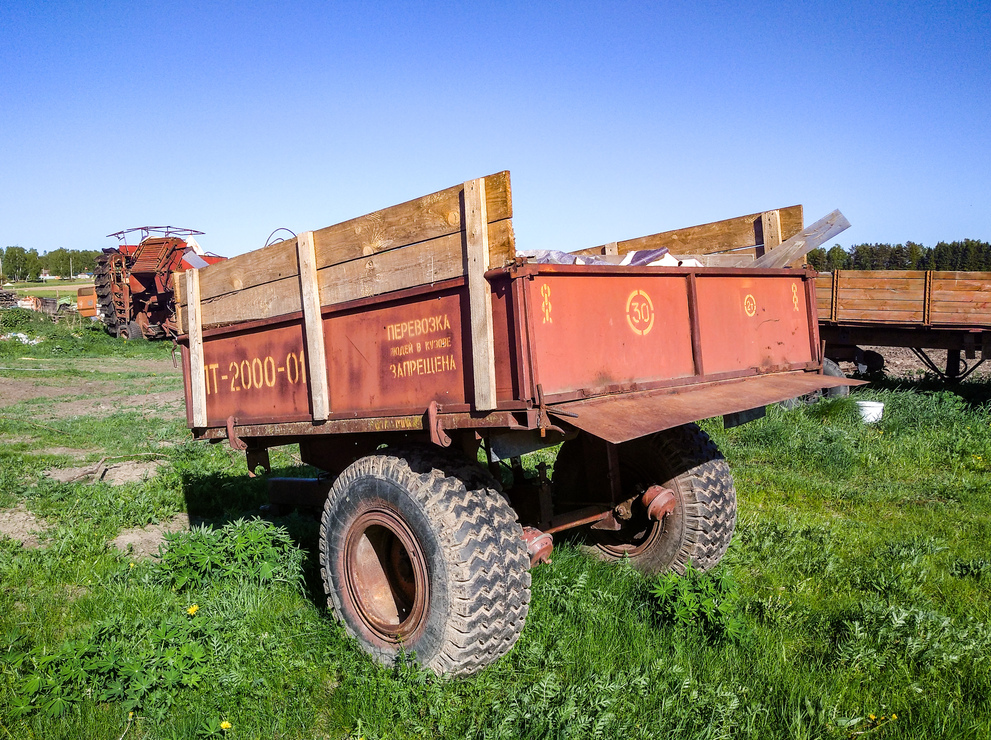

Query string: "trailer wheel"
[[117, 321, 143, 341], [556, 424, 736, 574], [319, 447, 531, 676], [822, 358, 849, 398]]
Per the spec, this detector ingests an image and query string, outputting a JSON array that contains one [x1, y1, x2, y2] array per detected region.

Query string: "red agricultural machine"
[[95, 226, 226, 340]]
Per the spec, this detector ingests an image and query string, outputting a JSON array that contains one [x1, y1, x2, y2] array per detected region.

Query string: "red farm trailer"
[[175, 172, 856, 675]]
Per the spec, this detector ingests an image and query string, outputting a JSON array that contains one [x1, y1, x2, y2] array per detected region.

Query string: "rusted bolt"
[[521, 526, 554, 567], [642, 485, 676, 521]]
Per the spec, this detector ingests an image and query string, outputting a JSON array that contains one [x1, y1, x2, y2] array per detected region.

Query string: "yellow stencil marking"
[[744, 294, 757, 317], [791, 283, 801, 312], [541, 284, 553, 323], [626, 289, 654, 335]]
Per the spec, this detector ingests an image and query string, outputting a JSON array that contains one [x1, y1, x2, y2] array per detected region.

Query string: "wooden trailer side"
[[175, 172, 515, 333], [179, 174, 516, 428], [817, 270, 991, 328], [572, 205, 804, 263], [930, 272, 991, 325]]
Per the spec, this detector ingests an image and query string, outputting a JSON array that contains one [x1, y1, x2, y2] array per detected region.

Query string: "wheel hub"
[[343, 506, 429, 645]]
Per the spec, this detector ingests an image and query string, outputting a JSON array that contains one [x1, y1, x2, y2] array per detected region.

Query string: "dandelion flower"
[[221, 720, 232, 730], [868, 714, 876, 721], [892, 714, 897, 720], [187, 604, 200, 616]]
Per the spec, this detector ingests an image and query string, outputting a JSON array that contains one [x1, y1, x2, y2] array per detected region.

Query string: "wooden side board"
[[176, 172, 514, 332], [931, 272, 991, 324], [573, 205, 804, 258], [817, 270, 991, 327]]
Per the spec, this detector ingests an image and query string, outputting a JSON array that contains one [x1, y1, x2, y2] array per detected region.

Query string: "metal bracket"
[[245, 448, 271, 479], [426, 401, 452, 448], [226, 415, 248, 451]]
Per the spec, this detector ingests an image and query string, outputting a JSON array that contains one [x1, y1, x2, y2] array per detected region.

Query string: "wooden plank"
[[931, 291, 991, 303], [194, 220, 514, 329], [182, 172, 512, 309], [174, 272, 186, 334], [835, 309, 925, 322], [931, 278, 991, 292], [297, 231, 330, 421], [464, 177, 498, 411], [185, 269, 208, 428], [834, 288, 925, 302], [835, 278, 926, 292], [931, 310, 991, 325], [834, 299, 926, 311], [573, 205, 804, 258], [838, 270, 928, 279], [700, 254, 754, 267], [931, 271, 991, 281], [759, 210, 782, 259], [751, 210, 851, 269]]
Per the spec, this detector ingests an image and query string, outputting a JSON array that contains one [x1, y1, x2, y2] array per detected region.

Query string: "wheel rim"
[[592, 500, 664, 557], [588, 456, 676, 559], [343, 506, 429, 644]]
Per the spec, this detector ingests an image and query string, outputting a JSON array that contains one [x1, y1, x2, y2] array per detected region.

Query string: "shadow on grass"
[[179, 462, 327, 603]]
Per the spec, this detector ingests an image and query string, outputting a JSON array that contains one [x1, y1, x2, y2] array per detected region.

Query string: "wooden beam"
[[573, 205, 804, 258], [750, 210, 851, 269], [464, 177, 498, 411], [297, 231, 331, 421], [758, 210, 782, 259], [185, 269, 208, 428]]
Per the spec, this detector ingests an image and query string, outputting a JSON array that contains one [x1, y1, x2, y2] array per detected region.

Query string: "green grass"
[[0, 308, 170, 359], [7, 280, 94, 298], [1, 347, 990, 738]]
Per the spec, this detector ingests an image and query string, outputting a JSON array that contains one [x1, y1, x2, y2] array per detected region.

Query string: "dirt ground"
[[0, 505, 49, 549], [111, 513, 197, 559], [838, 345, 991, 379], [0, 356, 186, 554], [0, 357, 183, 416]]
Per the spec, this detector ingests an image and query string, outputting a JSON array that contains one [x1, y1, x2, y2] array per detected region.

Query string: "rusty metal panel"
[[327, 288, 468, 413], [695, 274, 814, 375], [190, 285, 489, 428], [548, 372, 864, 444], [525, 272, 696, 396], [199, 321, 314, 425]]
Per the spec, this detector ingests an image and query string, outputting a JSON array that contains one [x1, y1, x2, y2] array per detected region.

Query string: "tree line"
[[806, 239, 991, 272], [0, 246, 104, 283]]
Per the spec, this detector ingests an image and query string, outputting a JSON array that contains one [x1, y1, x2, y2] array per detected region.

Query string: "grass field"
[[4, 280, 94, 300], [1, 311, 990, 738]]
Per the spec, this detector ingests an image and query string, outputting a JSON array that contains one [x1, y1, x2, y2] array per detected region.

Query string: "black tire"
[[822, 357, 849, 398], [319, 447, 531, 676], [555, 424, 736, 574], [94, 251, 119, 335], [117, 321, 143, 341], [781, 357, 849, 408]]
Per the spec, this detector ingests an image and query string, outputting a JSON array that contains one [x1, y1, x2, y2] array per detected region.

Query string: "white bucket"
[[856, 400, 884, 423]]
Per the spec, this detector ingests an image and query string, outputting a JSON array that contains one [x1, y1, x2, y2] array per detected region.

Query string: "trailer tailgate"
[[548, 371, 863, 444]]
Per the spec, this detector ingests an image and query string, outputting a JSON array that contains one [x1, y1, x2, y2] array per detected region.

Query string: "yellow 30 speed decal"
[[626, 289, 654, 335]]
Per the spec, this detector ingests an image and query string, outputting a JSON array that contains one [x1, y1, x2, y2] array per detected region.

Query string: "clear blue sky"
[[2, 1, 989, 257]]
